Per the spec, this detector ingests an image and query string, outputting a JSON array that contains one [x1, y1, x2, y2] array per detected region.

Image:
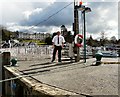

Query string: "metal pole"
[[74, 0, 80, 62], [83, 11, 86, 63]]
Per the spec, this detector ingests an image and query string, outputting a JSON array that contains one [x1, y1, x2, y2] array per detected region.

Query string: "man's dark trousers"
[[52, 45, 62, 62]]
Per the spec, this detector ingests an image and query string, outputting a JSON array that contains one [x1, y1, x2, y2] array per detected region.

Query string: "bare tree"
[[100, 31, 107, 46], [110, 36, 117, 44]]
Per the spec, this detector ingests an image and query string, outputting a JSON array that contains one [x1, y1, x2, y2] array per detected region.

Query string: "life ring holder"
[[74, 34, 83, 47]]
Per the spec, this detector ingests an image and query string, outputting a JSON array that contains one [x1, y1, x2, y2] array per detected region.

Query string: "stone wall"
[[3, 66, 78, 97]]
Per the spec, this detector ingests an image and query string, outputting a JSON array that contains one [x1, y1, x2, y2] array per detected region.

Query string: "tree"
[[2, 29, 11, 41], [45, 37, 52, 45], [110, 36, 117, 44], [100, 31, 107, 46], [117, 39, 120, 44], [87, 35, 94, 46]]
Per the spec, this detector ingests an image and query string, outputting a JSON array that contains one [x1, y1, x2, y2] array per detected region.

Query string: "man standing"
[[51, 31, 65, 63]]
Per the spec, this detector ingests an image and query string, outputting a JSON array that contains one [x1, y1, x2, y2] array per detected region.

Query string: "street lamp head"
[[76, 5, 91, 13], [76, 5, 85, 11], [85, 7, 91, 13]]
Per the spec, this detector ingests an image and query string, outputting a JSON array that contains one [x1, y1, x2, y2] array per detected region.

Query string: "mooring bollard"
[[95, 52, 103, 66], [11, 58, 18, 66]]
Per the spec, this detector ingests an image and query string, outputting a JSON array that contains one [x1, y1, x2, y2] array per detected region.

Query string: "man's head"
[[57, 31, 61, 36]]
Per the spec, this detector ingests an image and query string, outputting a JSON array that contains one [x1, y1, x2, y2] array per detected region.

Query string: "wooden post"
[[74, 1, 80, 62], [2, 52, 11, 96]]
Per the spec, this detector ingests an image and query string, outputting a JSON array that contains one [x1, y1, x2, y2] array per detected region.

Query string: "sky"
[[0, 0, 119, 40]]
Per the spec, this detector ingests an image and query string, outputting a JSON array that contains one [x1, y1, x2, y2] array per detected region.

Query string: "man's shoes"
[[57, 61, 62, 64], [50, 60, 54, 63]]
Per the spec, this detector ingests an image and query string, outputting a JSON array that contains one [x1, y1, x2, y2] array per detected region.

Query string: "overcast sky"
[[0, 0, 119, 39]]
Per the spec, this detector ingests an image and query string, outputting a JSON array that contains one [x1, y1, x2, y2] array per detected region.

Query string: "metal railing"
[[0, 45, 53, 61]]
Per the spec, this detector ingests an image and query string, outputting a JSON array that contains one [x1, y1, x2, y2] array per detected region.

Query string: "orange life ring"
[[74, 34, 83, 47]]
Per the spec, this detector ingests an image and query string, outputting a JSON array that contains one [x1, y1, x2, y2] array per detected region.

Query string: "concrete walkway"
[[14, 57, 119, 96]]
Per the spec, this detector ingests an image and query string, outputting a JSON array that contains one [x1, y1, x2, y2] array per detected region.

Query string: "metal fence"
[[0, 45, 53, 61]]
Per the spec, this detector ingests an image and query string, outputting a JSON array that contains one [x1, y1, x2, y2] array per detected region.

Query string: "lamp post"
[[82, 10, 86, 63], [82, 7, 91, 63], [75, 3, 91, 63]]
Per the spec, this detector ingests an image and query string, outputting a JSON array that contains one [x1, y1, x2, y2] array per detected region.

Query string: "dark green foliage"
[[45, 37, 52, 45], [1, 28, 19, 41]]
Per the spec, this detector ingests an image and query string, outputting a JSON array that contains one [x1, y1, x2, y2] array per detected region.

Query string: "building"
[[18, 32, 51, 41]]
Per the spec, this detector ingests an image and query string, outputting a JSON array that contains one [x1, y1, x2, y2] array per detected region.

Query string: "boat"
[[100, 51, 118, 57]]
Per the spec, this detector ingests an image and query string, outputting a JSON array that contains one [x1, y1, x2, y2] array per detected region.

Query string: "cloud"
[[0, 2, 54, 25], [118, 1, 120, 39], [6, 23, 59, 34], [19, 2, 118, 36], [23, 8, 43, 20], [86, 2, 118, 35], [0, 2, 34, 25], [0, 1, 118, 39], [20, 2, 73, 27]]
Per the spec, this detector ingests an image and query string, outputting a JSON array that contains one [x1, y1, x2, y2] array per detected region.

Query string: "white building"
[[18, 32, 51, 41]]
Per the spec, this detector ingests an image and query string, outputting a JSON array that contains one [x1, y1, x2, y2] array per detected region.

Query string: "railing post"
[[2, 52, 11, 96]]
